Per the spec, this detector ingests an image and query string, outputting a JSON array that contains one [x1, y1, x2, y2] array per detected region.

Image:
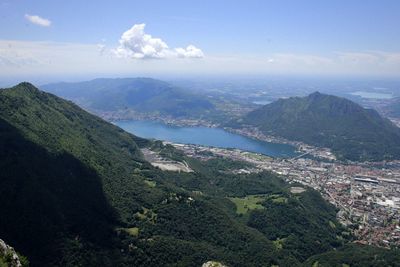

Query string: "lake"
[[116, 120, 299, 158]]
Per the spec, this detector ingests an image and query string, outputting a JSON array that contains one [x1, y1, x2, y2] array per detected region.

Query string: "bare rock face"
[[0, 239, 23, 267]]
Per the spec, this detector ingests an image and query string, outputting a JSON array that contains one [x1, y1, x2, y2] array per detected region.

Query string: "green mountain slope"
[[0, 83, 285, 266], [1, 83, 397, 266], [41, 78, 215, 118], [241, 92, 400, 161], [303, 244, 400, 267], [0, 82, 155, 265]]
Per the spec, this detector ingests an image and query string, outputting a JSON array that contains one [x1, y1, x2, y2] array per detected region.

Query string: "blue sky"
[[1, 0, 400, 81]]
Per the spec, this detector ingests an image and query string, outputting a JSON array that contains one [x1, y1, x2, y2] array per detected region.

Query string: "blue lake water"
[[116, 120, 299, 158]]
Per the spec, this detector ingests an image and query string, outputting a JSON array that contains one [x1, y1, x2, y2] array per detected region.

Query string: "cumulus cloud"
[[175, 45, 204, 58], [114, 24, 204, 59], [114, 24, 168, 59], [25, 14, 51, 27]]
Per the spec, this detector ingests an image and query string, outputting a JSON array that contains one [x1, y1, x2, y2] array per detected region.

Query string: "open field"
[[116, 227, 139, 237], [144, 179, 156, 187], [228, 195, 266, 214]]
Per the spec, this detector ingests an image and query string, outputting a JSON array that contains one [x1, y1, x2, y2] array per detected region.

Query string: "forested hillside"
[[1, 83, 398, 266], [241, 92, 400, 161]]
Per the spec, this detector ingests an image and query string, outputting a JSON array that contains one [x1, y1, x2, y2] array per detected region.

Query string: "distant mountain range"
[[240, 92, 400, 161], [41, 78, 216, 118], [2, 83, 398, 266]]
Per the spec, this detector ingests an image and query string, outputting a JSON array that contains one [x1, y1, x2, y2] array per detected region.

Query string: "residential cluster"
[[225, 126, 337, 161]]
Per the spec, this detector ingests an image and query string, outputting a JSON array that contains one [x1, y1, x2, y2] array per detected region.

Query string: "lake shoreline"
[[114, 119, 300, 158], [112, 117, 336, 161]]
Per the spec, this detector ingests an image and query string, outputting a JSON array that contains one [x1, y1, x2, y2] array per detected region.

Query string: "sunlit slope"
[[242, 92, 400, 161]]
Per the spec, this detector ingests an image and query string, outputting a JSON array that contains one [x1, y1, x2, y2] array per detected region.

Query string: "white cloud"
[[175, 45, 204, 58], [114, 24, 168, 59], [114, 24, 204, 59], [25, 14, 51, 27]]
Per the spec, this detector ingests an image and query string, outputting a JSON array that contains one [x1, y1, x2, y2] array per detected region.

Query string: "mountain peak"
[[307, 91, 325, 100], [243, 92, 400, 161], [10, 82, 41, 96], [15, 82, 38, 90], [309, 91, 322, 96]]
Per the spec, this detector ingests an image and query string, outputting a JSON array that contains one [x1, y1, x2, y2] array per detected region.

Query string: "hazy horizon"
[[1, 0, 400, 84]]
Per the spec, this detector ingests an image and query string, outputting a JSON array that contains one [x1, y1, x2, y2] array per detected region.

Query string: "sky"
[[0, 0, 400, 83]]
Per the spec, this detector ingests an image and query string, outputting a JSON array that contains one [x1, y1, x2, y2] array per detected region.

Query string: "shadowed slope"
[[0, 118, 117, 265]]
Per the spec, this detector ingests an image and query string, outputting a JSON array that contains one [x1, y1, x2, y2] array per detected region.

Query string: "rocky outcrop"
[[0, 239, 24, 267]]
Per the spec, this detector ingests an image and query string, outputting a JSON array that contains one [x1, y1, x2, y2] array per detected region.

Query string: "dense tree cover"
[[1, 83, 398, 266], [247, 190, 348, 261], [239, 92, 400, 161], [0, 83, 161, 220], [304, 244, 400, 267], [41, 78, 216, 118], [0, 118, 118, 265]]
